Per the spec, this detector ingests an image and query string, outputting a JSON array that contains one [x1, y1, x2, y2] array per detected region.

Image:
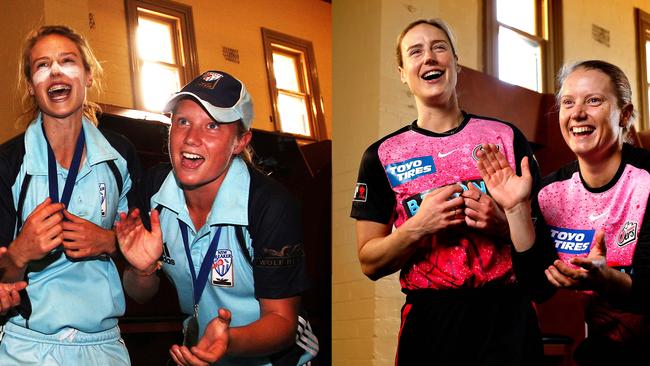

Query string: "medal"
[[179, 221, 222, 346], [183, 305, 200, 347]]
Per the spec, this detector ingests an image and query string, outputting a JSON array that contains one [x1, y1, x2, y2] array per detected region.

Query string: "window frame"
[[261, 27, 326, 141], [125, 0, 199, 111], [483, 0, 563, 93], [636, 8, 650, 130]]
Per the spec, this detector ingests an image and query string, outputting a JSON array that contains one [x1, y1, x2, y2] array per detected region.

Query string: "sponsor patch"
[[99, 183, 106, 217], [472, 144, 501, 161], [211, 249, 233, 287], [353, 183, 367, 202], [384, 156, 435, 187], [617, 221, 638, 247], [549, 226, 594, 255], [254, 244, 304, 267], [402, 179, 487, 217], [197, 71, 223, 89]]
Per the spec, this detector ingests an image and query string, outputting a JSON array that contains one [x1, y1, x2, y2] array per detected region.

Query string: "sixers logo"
[[472, 144, 501, 161], [384, 156, 435, 187], [617, 221, 638, 247]]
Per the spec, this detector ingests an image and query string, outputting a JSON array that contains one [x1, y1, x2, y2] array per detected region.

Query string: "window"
[[125, 0, 199, 112], [262, 28, 326, 140], [636, 8, 650, 130], [484, 0, 562, 93]]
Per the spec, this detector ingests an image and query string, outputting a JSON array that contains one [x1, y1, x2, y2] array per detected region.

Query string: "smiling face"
[[558, 68, 631, 161], [28, 34, 92, 123], [169, 98, 251, 192], [398, 23, 458, 106]]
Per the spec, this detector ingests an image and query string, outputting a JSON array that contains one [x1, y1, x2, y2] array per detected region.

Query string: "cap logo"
[[197, 72, 223, 89]]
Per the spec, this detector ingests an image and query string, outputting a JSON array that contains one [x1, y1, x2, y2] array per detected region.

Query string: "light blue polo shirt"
[[8, 115, 131, 334], [154, 157, 274, 365]]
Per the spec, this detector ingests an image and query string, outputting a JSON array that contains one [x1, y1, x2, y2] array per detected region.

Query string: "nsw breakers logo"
[[402, 179, 487, 218], [384, 156, 435, 187], [549, 226, 594, 255]]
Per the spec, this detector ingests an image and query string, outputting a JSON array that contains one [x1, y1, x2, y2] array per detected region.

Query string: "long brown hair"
[[17, 25, 103, 128]]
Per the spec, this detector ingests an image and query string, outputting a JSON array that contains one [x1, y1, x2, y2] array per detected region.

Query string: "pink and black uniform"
[[519, 143, 650, 365], [351, 113, 543, 365]]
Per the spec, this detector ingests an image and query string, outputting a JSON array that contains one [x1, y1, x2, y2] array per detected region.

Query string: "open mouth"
[[47, 84, 71, 100], [570, 126, 595, 136], [181, 152, 205, 168], [422, 70, 443, 81]]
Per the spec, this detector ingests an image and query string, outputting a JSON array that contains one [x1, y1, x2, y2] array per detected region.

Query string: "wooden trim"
[[636, 8, 650, 130], [483, 0, 562, 93], [124, 0, 199, 110], [261, 28, 325, 141], [482, 0, 498, 76], [546, 0, 563, 93]]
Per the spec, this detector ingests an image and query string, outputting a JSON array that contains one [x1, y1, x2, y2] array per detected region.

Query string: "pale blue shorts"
[[0, 322, 130, 366]]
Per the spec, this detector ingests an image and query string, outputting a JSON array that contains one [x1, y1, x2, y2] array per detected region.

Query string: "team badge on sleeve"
[[353, 183, 367, 202], [212, 249, 234, 287]]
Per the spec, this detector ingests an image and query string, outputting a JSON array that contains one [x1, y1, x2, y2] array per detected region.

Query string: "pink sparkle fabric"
[[376, 117, 519, 290], [538, 163, 650, 342]]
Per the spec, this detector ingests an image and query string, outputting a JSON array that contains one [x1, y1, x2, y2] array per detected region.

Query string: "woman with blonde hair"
[[479, 60, 650, 365], [0, 25, 139, 365]]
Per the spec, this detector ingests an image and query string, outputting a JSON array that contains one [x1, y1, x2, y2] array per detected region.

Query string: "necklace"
[[440, 114, 464, 135]]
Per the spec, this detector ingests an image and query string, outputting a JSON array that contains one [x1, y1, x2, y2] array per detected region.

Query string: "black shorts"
[[397, 287, 543, 366]]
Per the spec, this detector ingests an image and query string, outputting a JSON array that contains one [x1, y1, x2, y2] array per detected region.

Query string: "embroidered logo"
[[384, 156, 436, 187], [212, 249, 234, 287], [255, 244, 304, 267], [161, 243, 175, 265], [617, 221, 638, 247], [99, 183, 106, 217], [197, 71, 223, 89], [353, 183, 367, 202], [472, 144, 501, 161]]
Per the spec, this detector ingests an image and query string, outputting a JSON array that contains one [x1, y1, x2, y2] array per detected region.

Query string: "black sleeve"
[[101, 128, 143, 210], [512, 190, 559, 302], [248, 169, 309, 299], [511, 124, 541, 196], [350, 142, 396, 224], [630, 194, 650, 312], [510, 125, 558, 302], [137, 163, 172, 231], [0, 134, 26, 247]]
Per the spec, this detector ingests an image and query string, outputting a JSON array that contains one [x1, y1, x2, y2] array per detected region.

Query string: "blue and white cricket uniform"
[[146, 157, 309, 366], [0, 115, 138, 365]]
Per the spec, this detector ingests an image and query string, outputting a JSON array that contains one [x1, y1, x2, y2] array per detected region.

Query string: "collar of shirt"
[[24, 114, 119, 175], [152, 156, 250, 233]]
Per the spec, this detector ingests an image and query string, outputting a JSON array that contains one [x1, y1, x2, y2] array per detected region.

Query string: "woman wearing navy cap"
[[117, 70, 316, 366]]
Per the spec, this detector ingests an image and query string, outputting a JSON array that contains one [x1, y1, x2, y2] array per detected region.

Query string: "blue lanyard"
[[178, 220, 222, 306], [41, 123, 85, 208]]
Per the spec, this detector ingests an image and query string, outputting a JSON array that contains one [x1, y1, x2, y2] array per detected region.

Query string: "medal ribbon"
[[178, 220, 223, 308], [41, 123, 85, 208]]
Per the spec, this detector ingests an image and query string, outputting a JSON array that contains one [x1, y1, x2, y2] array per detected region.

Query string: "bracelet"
[[131, 261, 162, 277]]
